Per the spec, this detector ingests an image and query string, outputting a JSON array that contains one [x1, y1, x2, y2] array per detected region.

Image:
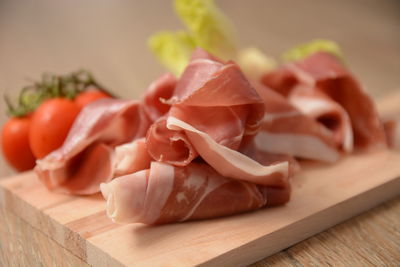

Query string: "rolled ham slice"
[[252, 82, 339, 162], [100, 162, 290, 225], [167, 116, 289, 187], [262, 52, 386, 150], [35, 99, 150, 195], [146, 49, 289, 187], [146, 117, 198, 166]]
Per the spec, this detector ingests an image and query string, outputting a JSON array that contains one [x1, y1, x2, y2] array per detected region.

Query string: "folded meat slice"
[[262, 52, 386, 150], [167, 116, 288, 187], [147, 49, 265, 154], [288, 86, 353, 152], [38, 143, 114, 195], [166, 49, 265, 141], [146, 49, 289, 187], [146, 117, 198, 166], [239, 141, 300, 177], [114, 138, 153, 177], [142, 73, 176, 122], [252, 82, 339, 162], [35, 99, 150, 195], [101, 162, 290, 225]]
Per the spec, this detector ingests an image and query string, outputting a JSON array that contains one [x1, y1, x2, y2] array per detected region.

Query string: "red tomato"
[[1, 116, 36, 171], [29, 98, 80, 159], [75, 90, 110, 109]]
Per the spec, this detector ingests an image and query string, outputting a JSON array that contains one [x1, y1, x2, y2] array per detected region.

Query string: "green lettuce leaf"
[[148, 31, 196, 76], [237, 47, 277, 80], [282, 39, 343, 62], [174, 0, 236, 61]]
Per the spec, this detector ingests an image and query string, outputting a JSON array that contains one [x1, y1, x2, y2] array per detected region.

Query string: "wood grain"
[[0, 207, 88, 267], [256, 197, 400, 267], [0, 128, 399, 265]]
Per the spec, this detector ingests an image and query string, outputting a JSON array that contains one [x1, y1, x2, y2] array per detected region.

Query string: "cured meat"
[[252, 82, 340, 162], [35, 99, 150, 195], [146, 49, 289, 187], [288, 86, 353, 152], [114, 138, 153, 177], [146, 117, 198, 166], [262, 52, 386, 150], [241, 142, 300, 177], [100, 161, 290, 224], [142, 73, 176, 122], [167, 116, 289, 187]]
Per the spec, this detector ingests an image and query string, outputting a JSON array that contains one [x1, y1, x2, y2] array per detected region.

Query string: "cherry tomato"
[[1, 116, 36, 171], [29, 98, 80, 159], [75, 90, 110, 109]]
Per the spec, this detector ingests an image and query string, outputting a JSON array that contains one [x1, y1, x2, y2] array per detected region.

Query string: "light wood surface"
[[0, 91, 399, 266], [1, 1, 400, 266], [0, 206, 88, 267], [1, 197, 399, 267], [257, 197, 400, 266]]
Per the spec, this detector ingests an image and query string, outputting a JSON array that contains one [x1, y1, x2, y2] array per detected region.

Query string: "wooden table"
[[1, 1, 399, 265], [258, 197, 400, 266]]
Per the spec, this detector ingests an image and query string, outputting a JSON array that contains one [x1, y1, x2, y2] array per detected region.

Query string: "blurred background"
[[0, 0, 399, 176]]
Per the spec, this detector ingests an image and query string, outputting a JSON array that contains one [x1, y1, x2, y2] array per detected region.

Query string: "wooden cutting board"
[[1, 92, 400, 266]]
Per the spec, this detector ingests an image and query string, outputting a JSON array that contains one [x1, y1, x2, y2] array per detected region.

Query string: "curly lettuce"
[[148, 31, 196, 76], [174, 0, 236, 61]]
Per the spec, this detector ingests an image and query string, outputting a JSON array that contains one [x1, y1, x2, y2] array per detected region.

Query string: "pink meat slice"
[[262, 52, 386, 150], [35, 99, 150, 195], [142, 73, 177, 122], [146, 117, 198, 166], [288, 86, 353, 152], [114, 138, 153, 177], [166, 116, 289, 187], [240, 141, 300, 177], [252, 82, 339, 162], [146, 49, 289, 187], [100, 161, 290, 225]]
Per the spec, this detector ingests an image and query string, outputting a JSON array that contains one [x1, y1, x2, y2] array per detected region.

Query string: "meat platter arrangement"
[[1, 0, 399, 265], [1, 0, 397, 224]]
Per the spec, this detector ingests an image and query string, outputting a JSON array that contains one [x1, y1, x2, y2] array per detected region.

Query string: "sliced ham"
[[262, 52, 386, 150], [288, 86, 353, 152], [114, 138, 153, 177], [240, 142, 300, 177], [167, 116, 289, 187], [252, 82, 339, 162], [142, 73, 176, 122], [33, 45, 392, 225], [146, 50, 289, 187], [146, 117, 198, 166], [100, 161, 290, 224], [35, 99, 150, 195], [149, 51, 265, 155]]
